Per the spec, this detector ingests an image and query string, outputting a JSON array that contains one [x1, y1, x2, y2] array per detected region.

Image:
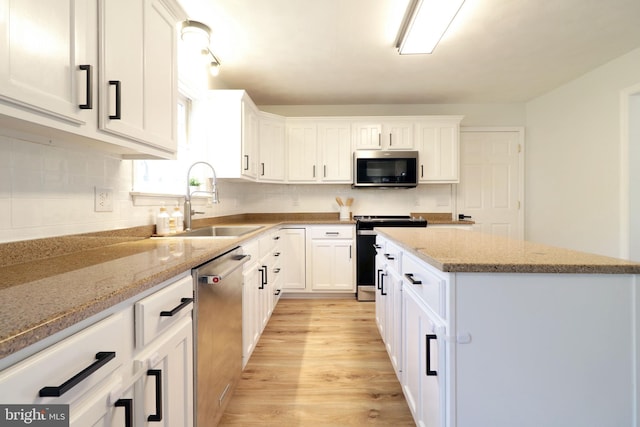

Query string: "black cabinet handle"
[[160, 297, 193, 317], [274, 252, 281, 257], [404, 273, 422, 285], [380, 273, 387, 296], [259, 266, 267, 289], [458, 214, 472, 220], [275, 289, 281, 296], [79, 65, 93, 109], [39, 351, 115, 397], [273, 268, 281, 274], [115, 398, 133, 427], [261, 162, 265, 176], [273, 236, 280, 240], [426, 334, 437, 376], [421, 164, 424, 178], [147, 369, 163, 422], [376, 269, 383, 290], [384, 253, 395, 260], [244, 155, 249, 171], [323, 165, 327, 177], [108, 80, 121, 119], [312, 165, 316, 178]]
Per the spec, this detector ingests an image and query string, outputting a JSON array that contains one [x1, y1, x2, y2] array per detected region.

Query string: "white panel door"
[[456, 129, 524, 239]]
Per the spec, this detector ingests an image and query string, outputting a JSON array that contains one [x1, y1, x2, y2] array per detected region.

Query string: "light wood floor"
[[218, 299, 415, 426]]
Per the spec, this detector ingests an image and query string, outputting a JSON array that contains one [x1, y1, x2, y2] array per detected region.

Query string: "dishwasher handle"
[[200, 254, 251, 285]]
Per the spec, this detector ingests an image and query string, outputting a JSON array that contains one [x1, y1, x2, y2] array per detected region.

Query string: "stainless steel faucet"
[[185, 161, 219, 230]]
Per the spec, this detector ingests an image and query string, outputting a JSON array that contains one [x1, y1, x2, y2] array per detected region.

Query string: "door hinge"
[[517, 201, 521, 209], [517, 144, 522, 153]]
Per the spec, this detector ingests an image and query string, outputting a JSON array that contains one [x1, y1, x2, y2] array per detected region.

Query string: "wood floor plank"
[[218, 299, 415, 426]]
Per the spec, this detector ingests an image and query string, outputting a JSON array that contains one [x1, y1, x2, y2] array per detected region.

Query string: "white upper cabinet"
[[258, 112, 286, 182], [99, 0, 181, 154], [0, 0, 185, 159], [287, 120, 318, 182], [353, 119, 414, 150], [193, 90, 260, 180], [415, 117, 463, 183], [0, 0, 96, 125], [317, 120, 352, 182], [287, 118, 352, 183]]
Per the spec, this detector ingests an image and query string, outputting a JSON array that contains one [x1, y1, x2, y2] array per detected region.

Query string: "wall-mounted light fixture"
[[397, 0, 464, 54], [181, 20, 222, 76]]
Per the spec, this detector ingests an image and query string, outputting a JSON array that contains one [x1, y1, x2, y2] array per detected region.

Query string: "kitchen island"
[[374, 227, 640, 427]]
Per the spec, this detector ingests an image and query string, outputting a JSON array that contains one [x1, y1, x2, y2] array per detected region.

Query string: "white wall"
[[0, 135, 150, 243], [525, 47, 640, 258]]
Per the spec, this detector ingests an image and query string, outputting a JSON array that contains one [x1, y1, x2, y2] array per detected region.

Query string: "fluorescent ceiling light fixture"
[[397, 0, 465, 54]]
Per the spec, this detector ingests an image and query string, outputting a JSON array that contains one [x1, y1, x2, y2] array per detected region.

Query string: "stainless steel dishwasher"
[[192, 246, 250, 427]]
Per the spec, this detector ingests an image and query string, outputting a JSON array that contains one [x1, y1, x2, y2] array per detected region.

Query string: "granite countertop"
[[376, 227, 640, 274], [0, 213, 358, 361]]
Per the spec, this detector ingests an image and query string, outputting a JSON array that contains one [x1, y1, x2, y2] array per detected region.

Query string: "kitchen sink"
[[171, 225, 264, 238]]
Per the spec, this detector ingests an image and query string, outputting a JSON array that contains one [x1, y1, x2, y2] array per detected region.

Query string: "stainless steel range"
[[355, 215, 427, 301]]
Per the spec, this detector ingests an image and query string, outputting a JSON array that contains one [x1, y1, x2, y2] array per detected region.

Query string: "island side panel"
[[452, 272, 636, 427]]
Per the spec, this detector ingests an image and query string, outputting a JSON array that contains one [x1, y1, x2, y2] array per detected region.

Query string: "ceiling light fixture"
[[397, 0, 465, 55], [181, 20, 222, 76]]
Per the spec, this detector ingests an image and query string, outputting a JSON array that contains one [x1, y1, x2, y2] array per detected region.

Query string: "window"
[[133, 94, 192, 195]]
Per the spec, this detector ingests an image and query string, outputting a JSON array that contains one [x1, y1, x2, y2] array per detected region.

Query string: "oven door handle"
[[357, 230, 377, 236]]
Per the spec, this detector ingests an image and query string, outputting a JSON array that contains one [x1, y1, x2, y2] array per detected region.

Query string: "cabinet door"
[[310, 239, 354, 291], [387, 270, 403, 378], [287, 121, 318, 182], [242, 100, 259, 179], [352, 122, 382, 149], [317, 121, 352, 182], [69, 379, 133, 427], [416, 121, 460, 183], [375, 254, 386, 337], [0, 0, 95, 125], [135, 317, 194, 427], [282, 228, 306, 290], [385, 121, 414, 149], [242, 260, 261, 366], [403, 288, 444, 427], [259, 115, 286, 182], [99, 0, 178, 153]]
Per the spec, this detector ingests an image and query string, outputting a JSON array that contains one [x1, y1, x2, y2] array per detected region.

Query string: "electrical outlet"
[[95, 187, 114, 212]]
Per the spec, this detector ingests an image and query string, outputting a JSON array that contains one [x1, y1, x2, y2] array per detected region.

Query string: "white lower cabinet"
[[241, 238, 261, 367], [0, 272, 194, 427], [281, 228, 307, 291], [241, 230, 282, 367], [403, 284, 445, 427], [309, 225, 355, 292], [378, 232, 639, 427]]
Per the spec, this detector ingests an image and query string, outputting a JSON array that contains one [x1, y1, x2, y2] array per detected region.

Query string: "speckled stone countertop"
[[376, 227, 640, 274], [0, 213, 356, 361]]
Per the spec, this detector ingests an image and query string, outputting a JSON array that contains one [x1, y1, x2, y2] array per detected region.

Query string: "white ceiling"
[[178, 0, 640, 105]]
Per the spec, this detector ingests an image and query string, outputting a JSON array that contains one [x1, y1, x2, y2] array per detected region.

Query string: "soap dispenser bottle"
[[156, 204, 170, 236], [172, 204, 184, 233]]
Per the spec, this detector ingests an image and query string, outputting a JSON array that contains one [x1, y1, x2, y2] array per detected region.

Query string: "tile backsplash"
[[0, 136, 453, 243]]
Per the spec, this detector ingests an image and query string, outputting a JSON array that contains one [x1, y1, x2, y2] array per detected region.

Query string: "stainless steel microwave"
[[353, 150, 419, 188]]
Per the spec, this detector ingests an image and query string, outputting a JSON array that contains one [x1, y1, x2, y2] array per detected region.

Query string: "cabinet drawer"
[[382, 240, 402, 272], [0, 312, 129, 404], [135, 275, 194, 347], [310, 225, 354, 239], [402, 253, 447, 319]]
